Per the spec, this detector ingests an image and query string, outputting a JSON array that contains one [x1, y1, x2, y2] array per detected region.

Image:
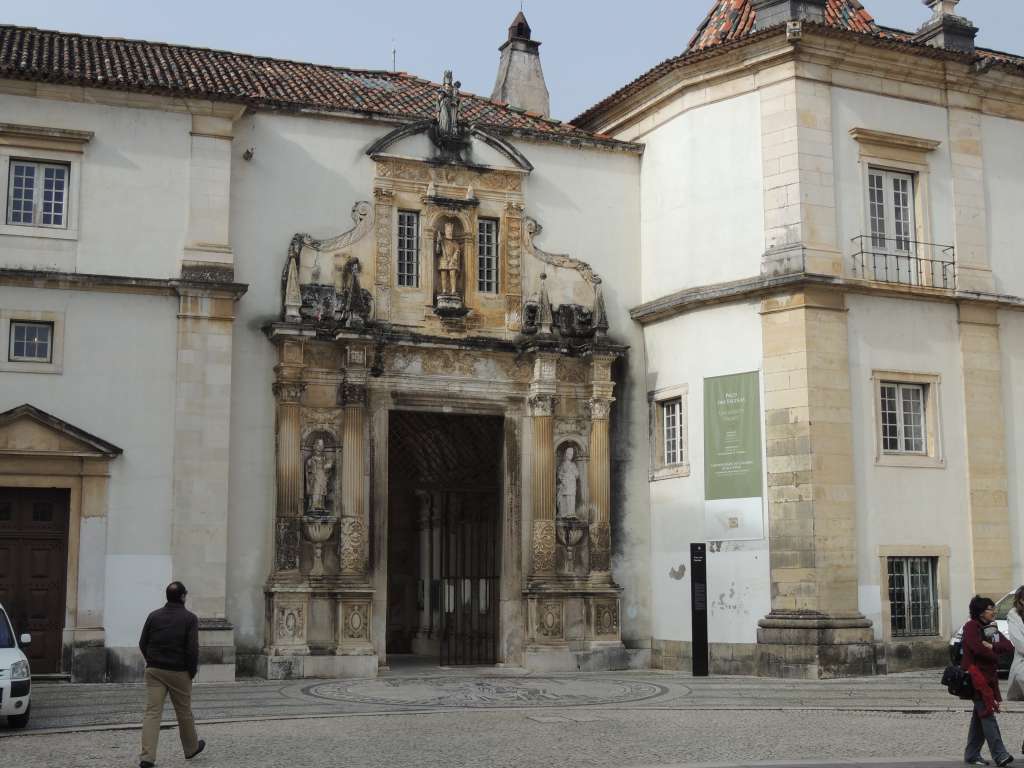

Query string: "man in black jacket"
[[138, 581, 206, 767]]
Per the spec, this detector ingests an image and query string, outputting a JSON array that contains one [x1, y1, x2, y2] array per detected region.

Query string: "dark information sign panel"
[[690, 542, 708, 677]]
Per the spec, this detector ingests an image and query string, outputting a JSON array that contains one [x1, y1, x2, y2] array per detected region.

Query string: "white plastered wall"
[[0, 286, 179, 648], [0, 93, 190, 279], [846, 294, 971, 639], [983, 114, 1024, 298], [227, 113, 382, 651], [638, 92, 764, 301], [522, 141, 647, 645], [644, 300, 769, 645]]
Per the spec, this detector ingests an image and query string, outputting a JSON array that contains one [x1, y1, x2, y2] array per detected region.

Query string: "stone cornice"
[[582, 25, 1024, 139], [0, 267, 248, 300], [0, 121, 94, 153], [630, 272, 1024, 324], [848, 128, 941, 154]]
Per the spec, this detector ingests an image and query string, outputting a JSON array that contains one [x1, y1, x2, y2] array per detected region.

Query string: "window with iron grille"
[[9, 321, 53, 363], [397, 211, 420, 287], [880, 382, 927, 454], [477, 218, 499, 293], [887, 556, 939, 637], [7, 160, 69, 228]]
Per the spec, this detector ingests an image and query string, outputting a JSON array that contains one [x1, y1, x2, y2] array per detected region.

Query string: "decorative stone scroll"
[[521, 216, 609, 339], [282, 202, 374, 327], [532, 520, 556, 575]]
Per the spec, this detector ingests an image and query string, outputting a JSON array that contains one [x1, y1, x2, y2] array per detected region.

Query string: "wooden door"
[[0, 488, 70, 674]]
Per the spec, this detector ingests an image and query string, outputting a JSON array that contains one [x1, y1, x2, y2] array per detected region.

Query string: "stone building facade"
[[576, 0, 1024, 677], [1, 0, 1022, 682]]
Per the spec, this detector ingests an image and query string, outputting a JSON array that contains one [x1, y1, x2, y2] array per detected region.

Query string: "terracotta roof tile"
[[0, 24, 621, 145], [688, 0, 876, 53]]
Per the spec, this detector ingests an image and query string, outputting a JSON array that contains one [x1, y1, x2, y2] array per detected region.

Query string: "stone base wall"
[[259, 653, 378, 680], [878, 637, 948, 674], [651, 639, 758, 676]]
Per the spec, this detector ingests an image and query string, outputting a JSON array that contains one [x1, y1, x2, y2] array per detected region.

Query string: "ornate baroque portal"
[[262, 72, 625, 678]]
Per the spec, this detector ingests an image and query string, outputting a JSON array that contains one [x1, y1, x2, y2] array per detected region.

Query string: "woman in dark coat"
[[962, 595, 1016, 766]]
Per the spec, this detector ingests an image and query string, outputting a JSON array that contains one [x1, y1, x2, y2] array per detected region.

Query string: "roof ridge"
[[0, 23, 641, 151], [0, 23, 408, 82]]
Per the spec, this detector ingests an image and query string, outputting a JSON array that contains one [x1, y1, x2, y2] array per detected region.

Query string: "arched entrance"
[[386, 411, 502, 666]]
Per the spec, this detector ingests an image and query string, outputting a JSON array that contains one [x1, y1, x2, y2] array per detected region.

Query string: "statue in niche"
[[556, 446, 580, 519], [305, 438, 335, 514], [436, 70, 461, 140], [435, 221, 463, 296]]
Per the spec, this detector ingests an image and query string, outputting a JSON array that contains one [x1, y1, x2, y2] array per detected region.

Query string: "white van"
[[0, 602, 31, 728]]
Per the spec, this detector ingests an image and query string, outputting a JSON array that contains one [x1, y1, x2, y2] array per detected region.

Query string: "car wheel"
[[7, 704, 30, 729]]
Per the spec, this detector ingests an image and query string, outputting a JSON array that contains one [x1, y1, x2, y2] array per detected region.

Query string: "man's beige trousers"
[[139, 667, 199, 764]]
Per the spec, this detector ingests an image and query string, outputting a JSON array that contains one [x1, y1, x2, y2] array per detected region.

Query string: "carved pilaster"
[[373, 187, 394, 321], [273, 370, 306, 576], [505, 201, 525, 331], [588, 353, 615, 580], [339, 380, 368, 580], [529, 392, 556, 579]]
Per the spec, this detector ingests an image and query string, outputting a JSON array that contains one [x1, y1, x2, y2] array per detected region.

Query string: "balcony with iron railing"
[[849, 235, 956, 291]]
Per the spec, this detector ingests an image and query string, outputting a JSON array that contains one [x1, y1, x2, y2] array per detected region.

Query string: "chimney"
[[751, 0, 827, 30], [913, 0, 978, 54], [491, 11, 551, 118]]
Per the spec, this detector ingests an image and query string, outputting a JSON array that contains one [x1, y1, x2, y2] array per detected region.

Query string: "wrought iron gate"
[[439, 489, 499, 666]]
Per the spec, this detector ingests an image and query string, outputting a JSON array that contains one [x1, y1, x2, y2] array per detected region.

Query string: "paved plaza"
[[3, 664, 1024, 768]]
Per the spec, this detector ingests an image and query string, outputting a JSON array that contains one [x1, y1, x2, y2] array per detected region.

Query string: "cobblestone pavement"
[[3, 666, 1024, 768]]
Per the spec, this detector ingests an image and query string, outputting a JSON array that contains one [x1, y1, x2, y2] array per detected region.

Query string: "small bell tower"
[[491, 11, 551, 118]]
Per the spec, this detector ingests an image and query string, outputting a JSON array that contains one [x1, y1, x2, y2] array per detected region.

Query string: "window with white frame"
[[8, 321, 53, 363], [477, 218, 499, 293], [887, 556, 939, 637], [397, 211, 420, 288], [649, 385, 689, 480], [661, 398, 683, 465], [867, 168, 916, 255], [879, 381, 927, 454], [7, 160, 70, 228]]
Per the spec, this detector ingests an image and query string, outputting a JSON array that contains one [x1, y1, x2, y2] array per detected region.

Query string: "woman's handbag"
[[942, 664, 974, 699]]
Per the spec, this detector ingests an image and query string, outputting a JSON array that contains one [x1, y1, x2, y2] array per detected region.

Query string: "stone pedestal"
[[196, 618, 236, 683], [756, 612, 876, 679]]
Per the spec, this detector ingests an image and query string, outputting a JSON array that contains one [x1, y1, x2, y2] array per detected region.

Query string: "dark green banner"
[[703, 372, 762, 501]]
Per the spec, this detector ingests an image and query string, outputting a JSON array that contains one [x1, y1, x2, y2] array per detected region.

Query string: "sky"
[[5, 1, 1023, 121]]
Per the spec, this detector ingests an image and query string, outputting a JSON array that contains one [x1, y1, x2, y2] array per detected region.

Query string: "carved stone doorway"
[[386, 412, 502, 666]]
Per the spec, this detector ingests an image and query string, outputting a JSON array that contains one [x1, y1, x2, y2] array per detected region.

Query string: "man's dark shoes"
[[140, 762, 155, 768], [996, 756, 1014, 768], [186, 740, 206, 760], [965, 759, 990, 766]]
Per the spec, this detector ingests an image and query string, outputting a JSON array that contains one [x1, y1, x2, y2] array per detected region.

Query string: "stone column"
[[272, 340, 306, 578], [414, 490, 432, 642], [588, 353, 615, 579], [756, 287, 874, 679], [339, 379, 369, 581], [529, 393, 557, 580]]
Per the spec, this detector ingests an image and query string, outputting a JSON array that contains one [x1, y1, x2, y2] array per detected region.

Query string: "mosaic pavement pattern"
[[304, 676, 670, 708]]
